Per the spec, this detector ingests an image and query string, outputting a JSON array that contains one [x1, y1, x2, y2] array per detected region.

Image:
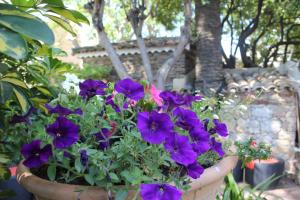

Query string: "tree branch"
[[88, 0, 129, 79], [156, 0, 192, 89], [126, 0, 154, 83]]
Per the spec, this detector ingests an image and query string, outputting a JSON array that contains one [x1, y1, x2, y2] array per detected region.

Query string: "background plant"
[[0, 0, 89, 169]]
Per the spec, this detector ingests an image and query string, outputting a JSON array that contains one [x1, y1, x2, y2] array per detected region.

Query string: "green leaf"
[[0, 11, 54, 44], [45, 14, 76, 36], [41, 0, 64, 7], [0, 27, 27, 59], [109, 172, 119, 182], [0, 81, 13, 104], [35, 86, 52, 96], [1, 77, 27, 89], [74, 158, 82, 173], [13, 87, 29, 113], [47, 165, 56, 181], [70, 10, 90, 25], [0, 3, 36, 18], [115, 190, 128, 200], [0, 63, 10, 75], [46, 7, 89, 25], [84, 174, 94, 185], [11, 0, 35, 7], [0, 164, 11, 180]]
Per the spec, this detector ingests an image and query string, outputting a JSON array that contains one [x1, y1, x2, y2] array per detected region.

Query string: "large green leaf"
[[46, 6, 89, 25], [0, 63, 10, 75], [69, 10, 90, 25], [13, 87, 29, 113], [11, 0, 35, 8], [1, 77, 27, 89], [45, 14, 76, 36], [0, 81, 13, 104], [0, 28, 27, 59], [0, 3, 36, 19], [0, 6, 54, 44], [41, 0, 64, 7]]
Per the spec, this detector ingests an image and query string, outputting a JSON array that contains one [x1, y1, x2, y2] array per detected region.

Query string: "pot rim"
[[16, 156, 238, 197]]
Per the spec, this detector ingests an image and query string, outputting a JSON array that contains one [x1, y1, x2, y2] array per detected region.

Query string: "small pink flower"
[[150, 84, 163, 106]]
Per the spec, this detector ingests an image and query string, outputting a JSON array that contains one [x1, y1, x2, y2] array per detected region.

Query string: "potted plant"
[[16, 78, 237, 200]]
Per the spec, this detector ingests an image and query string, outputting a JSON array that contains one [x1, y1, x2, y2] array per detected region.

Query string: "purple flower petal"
[[140, 183, 182, 200], [45, 103, 82, 116], [115, 78, 144, 101], [79, 79, 107, 100], [211, 119, 229, 137], [45, 116, 79, 149], [211, 137, 225, 157], [173, 107, 203, 131], [164, 133, 197, 166], [105, 95, 120, 113], [137, 111, 173, 144], [10, 107, 36, 124], [189, 128, 210, 154], [186, 162, 204, 179], [79, 149, 88, 167], [21, 140, 52, 168]]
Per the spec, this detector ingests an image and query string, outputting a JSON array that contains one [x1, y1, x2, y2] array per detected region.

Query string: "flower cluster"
[[20, 78, 229, 200]]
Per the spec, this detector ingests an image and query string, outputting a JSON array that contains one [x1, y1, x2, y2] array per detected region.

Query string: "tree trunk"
[[194, 0, 223, 94], [97, 30, 129, 79]]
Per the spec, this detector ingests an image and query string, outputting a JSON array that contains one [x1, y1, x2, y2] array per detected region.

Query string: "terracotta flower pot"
[[16, 156, 237, 200]]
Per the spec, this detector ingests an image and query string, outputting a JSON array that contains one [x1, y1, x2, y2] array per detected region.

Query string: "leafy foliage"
[[235, 138, 271, 167], [217, 173, 281, 200], [0, 1, 88, 168], [74, 64, 112, 81]]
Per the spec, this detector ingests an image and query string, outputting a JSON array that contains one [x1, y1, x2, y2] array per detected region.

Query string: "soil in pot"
[[245, 157, 285, 189]]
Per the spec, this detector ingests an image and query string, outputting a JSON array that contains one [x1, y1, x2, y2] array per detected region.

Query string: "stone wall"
[[81, 51, 186, 89], [221, 91, 297, 174]]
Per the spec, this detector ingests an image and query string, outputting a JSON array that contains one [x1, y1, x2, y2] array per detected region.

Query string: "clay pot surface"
[[17, 156, 238, 200]]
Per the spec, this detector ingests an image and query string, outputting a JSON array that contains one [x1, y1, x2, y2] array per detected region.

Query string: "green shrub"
[[74, 64, 112, 80]]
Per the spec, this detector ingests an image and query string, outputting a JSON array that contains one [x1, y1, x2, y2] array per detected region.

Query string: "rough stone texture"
[[194, 0, 223, 93], [81, 51, 186, 89], [221, 91, 297, 174]]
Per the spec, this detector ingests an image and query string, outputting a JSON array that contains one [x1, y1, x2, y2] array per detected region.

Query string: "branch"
[[89, 0, 129, 79], [221, 0, 238, 28], [156, 0, 192, 89], [236, 0, 264, 67], [126, 0, 154, 83]]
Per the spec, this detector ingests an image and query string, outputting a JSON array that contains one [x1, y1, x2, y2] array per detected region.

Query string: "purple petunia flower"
[[137, 111, 173, 144], [183, 94, 202, 107], [189, 128, 210, 154], [45, 103, 82, 116], [173, 107, 202, 131], [164, 133, 197, 166], [10, 107, 36, 124], [159, 91, 185, 110], [105, 95, 121, 113], [140, 183, 182, 200], [79, 149, 88, 167], [45, 116, 79, 149], [94, 128, 112, 150], [211, 137, 225, 157], [210, 119, 229, 137], [114, 78, 144, 101], [186, 162, 204, 179], [21, 140, 52, 168], [79, 79, 107, 100]]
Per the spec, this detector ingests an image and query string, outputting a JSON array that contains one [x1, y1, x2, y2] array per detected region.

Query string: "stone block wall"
[[82, 51, 186, 88], [221, 91, 297, 174]]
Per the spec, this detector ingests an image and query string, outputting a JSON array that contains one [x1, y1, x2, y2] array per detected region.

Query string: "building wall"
[[221, 90, 297, 174], [81, 51, 187, 89]]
